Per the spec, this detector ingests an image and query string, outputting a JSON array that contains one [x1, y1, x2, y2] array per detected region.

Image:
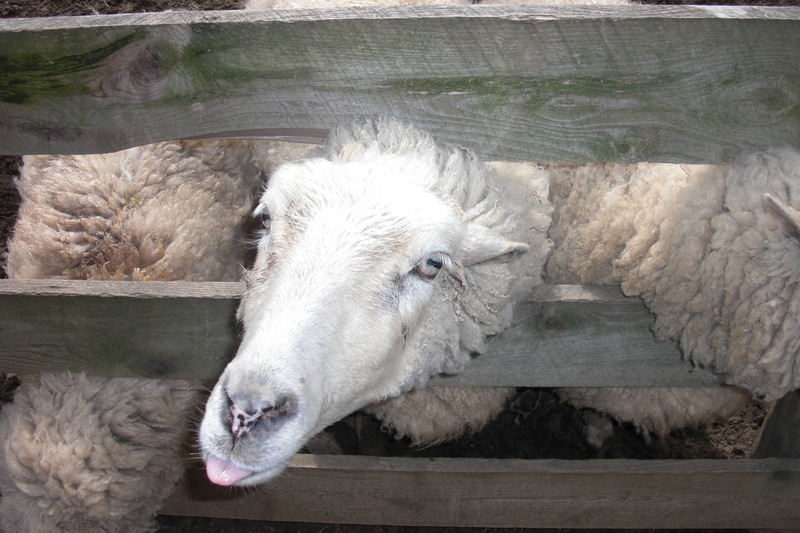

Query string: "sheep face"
[[200, 156, 472, 486]]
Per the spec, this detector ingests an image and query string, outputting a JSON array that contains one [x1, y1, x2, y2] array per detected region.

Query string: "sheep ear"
[[764, 193, 800, 242], [461, 223, 529, 266]]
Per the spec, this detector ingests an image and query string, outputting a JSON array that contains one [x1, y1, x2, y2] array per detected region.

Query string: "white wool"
[[0, 374, 197, 533], [366, 382, 515, 445], [1, 140, 262, 531], [324, 123, 553, 444], [7, 140, 260, 282], [558, 387, 750, 437], [548, 149, 800, 434]]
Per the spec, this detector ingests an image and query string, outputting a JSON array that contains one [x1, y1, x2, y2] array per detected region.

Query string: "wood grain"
[[2, 7, 798, 528], [2, 6, 798, 163], [0, 288, 239, 380], [0, 280, 717, 385], [161, 455, 800, 528], [753, 390, 800, 459]]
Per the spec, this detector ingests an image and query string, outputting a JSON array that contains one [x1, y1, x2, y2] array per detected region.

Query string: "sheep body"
[[6, 141, 258, 282], [0, 374, 197, 533], [0, 140, 261, 531], [547, 150, 800, 434]]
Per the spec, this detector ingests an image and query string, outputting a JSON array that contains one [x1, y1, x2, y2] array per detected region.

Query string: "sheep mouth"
[[204, 451, 295, 487], [205, 454, 254, 486], [201, 388, 315, 486]]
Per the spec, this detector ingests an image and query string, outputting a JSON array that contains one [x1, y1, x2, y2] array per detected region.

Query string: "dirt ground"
[[0, 0, 793, 531]]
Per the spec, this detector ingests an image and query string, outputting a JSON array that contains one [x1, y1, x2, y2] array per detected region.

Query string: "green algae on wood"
[[0, 6, 799, 162], [0, 33, 141, 104]]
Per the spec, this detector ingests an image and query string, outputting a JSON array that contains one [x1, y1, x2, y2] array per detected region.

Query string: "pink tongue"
[[205, 455, 253, 486]]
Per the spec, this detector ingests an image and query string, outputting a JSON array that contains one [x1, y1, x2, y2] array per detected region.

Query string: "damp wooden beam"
[[0, 280, 717, 386], [162, 455, 800, 528], [1, 5, 799, 163], [0, 280, 718, 387]]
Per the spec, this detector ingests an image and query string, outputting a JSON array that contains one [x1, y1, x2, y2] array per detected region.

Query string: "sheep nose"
[[226, 392, 293, 439]]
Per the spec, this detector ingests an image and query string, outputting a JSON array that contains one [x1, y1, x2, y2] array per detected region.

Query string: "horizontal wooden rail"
[[161, 454, 800, 528], [1, 5, 799, 163], [0, 279, 717, 386]]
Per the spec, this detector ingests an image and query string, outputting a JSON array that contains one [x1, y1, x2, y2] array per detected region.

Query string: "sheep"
[[240, 0, 636, 454], [3, 2, 778, 524], [547, 150, 800, 436], [0, 140, 262, 532], [5, 141, 259, 282], [243, 0, 778, 444], [236, 0, 734, 456], [0, 0, 552, 525], [249, 142, 535, 450], [199, 116, 553, 486]]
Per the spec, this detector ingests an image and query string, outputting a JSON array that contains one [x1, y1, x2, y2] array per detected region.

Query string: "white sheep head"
[[199, 118, 532, 486]]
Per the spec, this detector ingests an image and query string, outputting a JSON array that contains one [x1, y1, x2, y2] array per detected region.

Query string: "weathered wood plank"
[[161, 455, 800, 528], [0, 279, 614, 300], [753, 390, 800, 459], [0, 278, 244, 298], [432, 294, 711, 387], [0, 282, 240, 379], [2, 6, 799, 163], [0, 280, 717, 385]]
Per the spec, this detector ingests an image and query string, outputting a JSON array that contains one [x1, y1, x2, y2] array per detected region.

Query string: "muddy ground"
[[0, 0, 792, 531]]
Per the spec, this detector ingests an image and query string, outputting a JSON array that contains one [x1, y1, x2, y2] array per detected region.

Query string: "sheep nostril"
[[225, 392, 293, 439]]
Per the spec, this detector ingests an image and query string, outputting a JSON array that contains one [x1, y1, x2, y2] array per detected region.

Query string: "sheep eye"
[[416, 256, 444, 280], [260, 211, 272, 231]]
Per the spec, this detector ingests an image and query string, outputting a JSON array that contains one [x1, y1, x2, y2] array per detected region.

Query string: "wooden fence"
[[1, 5, 799, 528]]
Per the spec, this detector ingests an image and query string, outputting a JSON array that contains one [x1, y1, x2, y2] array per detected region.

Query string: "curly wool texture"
[[317, 118, 552, 443], [6, 140, 260, 282], [366, 383, 515, 445], [557, 386, 750, 437], [0, 374, 197, 533], [1, 140, 262, 532], [548, 149, 800, 434]]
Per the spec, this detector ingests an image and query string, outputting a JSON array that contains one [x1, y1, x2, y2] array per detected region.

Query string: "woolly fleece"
[[548, 149, 800, 434], [0, 140, 262, 531], [0, 374, 197, 533], [6, 140, 259, 282]]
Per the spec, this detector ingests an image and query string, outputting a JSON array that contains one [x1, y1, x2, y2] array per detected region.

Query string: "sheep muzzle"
[[227, 392, 293, 439]]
